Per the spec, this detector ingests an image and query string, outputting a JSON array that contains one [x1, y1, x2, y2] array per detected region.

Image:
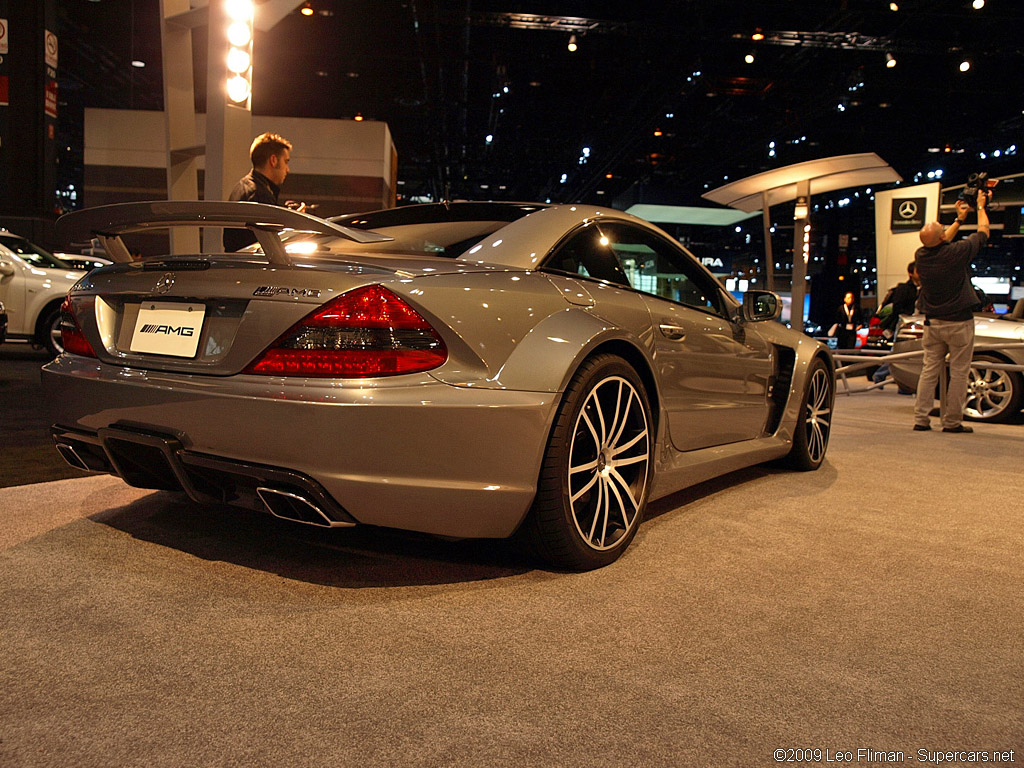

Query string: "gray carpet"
[[1, 389, 1022, 767]]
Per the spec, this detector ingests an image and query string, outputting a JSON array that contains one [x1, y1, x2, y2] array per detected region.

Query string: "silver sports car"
[[43, 201, 834, 569]]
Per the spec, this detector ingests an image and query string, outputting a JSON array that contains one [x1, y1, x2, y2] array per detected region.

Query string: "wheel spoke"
[[599, 480, 611, 547], [586, 479, 604, 543], [580, 408, 600, 449], [569, 458, 599, 475], [612, 453, 647, 468], [570, 471, 599, 504], [611, 429, 647, 457], [608, 468, 640, 514], [609, 384, 635, 448], [591, 388, 608, 445]]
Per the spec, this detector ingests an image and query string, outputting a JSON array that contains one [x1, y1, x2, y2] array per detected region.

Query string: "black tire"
[[782, 357, 833, 471], [37, 305, 64, 358], [964, 353, 1024, 423], [519, 354, 653, 571]]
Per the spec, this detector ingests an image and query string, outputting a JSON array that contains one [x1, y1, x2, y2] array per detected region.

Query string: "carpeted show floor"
[[0, 388, 1022, 767]]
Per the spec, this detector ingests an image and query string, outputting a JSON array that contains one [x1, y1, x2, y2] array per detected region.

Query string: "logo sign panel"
[[891, 198, 927, 232], [130, 302, 206, 358], [44, 80, 57, 118], [44, 29, 58, 69], [700, 255, 731, 272], [0, 19, 9, 55]]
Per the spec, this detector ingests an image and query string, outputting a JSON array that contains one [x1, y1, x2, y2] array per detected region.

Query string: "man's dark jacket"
[[914, 231, 987, 322], [223, 170, 281, 252]]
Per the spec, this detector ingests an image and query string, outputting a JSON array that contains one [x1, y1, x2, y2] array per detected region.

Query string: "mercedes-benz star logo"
[[153, 273, 176, 295], [898, 200, 918, 219]]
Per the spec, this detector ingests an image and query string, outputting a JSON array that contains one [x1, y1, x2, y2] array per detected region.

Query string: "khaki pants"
[[913, 318, 975, 429]]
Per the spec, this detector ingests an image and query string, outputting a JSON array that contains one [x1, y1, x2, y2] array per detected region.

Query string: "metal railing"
[[831, 342, 1024, 399]]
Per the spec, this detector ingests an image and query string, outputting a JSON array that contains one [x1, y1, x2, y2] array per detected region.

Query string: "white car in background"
[[891, 302, 1024, 423], [55, 254, 114, 272], [0, 229, 86, 356]]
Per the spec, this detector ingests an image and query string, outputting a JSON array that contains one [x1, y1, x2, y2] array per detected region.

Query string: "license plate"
[[130, 302, 206, 358]]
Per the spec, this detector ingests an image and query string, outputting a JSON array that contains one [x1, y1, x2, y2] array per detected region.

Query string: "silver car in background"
[[891, 303, 1024, 422], [43, 201, 835, 569]]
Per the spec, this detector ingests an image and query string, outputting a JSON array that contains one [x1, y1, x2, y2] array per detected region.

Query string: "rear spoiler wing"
[[54, 200, 393, 266]]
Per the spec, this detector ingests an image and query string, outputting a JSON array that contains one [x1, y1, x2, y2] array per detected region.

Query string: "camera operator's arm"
[[943, 200, 971, 242], [976, 189, 990, 240]]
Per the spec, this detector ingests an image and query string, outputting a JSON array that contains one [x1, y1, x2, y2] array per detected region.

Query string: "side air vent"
[[767, 345, 797, 434]]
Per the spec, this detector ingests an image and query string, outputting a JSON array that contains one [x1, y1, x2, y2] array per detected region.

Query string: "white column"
[[790, 179, 811, 328]]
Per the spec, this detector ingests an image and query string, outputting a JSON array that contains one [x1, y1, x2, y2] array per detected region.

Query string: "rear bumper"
[[42, 356, 558, 538]]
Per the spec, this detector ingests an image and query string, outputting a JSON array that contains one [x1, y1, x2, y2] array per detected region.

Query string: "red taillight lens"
[[244, 285, 448, 378], [60, 296, 98, 358]]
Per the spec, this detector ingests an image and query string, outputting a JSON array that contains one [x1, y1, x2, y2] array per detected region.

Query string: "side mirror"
[[742, 290, 782, 322], [0, 260, 16, 278]]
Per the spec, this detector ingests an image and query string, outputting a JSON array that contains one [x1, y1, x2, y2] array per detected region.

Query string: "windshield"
[[0, 235, 73, 269], [279, 202, 545, 258]]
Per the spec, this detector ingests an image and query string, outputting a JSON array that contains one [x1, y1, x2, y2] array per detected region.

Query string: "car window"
[[0, 235, 70, 270], [544, 225, 631, 287], [596, 223, 726, 315]]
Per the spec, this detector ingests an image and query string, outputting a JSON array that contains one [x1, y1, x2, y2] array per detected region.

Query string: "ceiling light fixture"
[[567, 34, 578, 52], [131, 59, 146, 68], [889, 2, 899, 10], [752, 31, 765, 41], [354, 114, 364, 121], [972, 0, 985, 8], [744, 53, 755, 64], [300, 3, 314, 16], [959, 59, 971, 72], [885, 52, 896, 68]]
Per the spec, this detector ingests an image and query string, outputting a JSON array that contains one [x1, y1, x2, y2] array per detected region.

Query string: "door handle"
[[658, 323, 686, 341]]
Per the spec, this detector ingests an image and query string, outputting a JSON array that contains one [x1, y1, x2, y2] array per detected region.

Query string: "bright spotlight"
[[226, 75, 250, 103], [744, 53, 755, 64], [227, 21, 251, 47], [224, 0, 253, 22], [959, 59, 971, 72], [567, 34, 578, 52], [226, 47, 250, 74], [886, 52, 896, 68]]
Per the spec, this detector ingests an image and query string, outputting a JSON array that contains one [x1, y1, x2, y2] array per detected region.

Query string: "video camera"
[[958, 172, 998, 208]]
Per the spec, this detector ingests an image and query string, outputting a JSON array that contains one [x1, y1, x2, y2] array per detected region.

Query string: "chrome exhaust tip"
[[55, 442, 91, 471], [256, 487, 354, 528]]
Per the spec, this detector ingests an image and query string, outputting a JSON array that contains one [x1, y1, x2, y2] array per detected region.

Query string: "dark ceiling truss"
[[746, 30, 895, 52], [469, 12, 629, 35]]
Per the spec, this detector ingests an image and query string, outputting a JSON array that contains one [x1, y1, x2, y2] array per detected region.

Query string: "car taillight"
[[60, 296, 98, 358], [244, 284, 448, 378], [895, 321, 924, 342]]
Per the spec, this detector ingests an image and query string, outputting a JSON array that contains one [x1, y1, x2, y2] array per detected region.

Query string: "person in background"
[[872, 261, 920, 389], [831, 291, 861, 349], [880, 260, 920, 327], [912, 190, 990, 433], [224, 132, 301, 252]]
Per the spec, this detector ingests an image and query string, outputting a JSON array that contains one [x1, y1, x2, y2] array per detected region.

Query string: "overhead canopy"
[[625, 204, 762, 227], [701, 152, 902, 213]]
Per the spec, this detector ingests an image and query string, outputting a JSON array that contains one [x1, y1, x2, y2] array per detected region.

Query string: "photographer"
[[911, 189, 990, 433]]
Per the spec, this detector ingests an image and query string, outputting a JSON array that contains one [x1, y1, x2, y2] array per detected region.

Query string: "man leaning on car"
[[912, 190, 990, 433]]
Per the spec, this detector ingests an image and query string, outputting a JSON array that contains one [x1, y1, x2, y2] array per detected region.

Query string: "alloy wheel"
[[965, 366, 1014, 420], [567, 375, 650, 551], [803, 367, 832, 464]]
